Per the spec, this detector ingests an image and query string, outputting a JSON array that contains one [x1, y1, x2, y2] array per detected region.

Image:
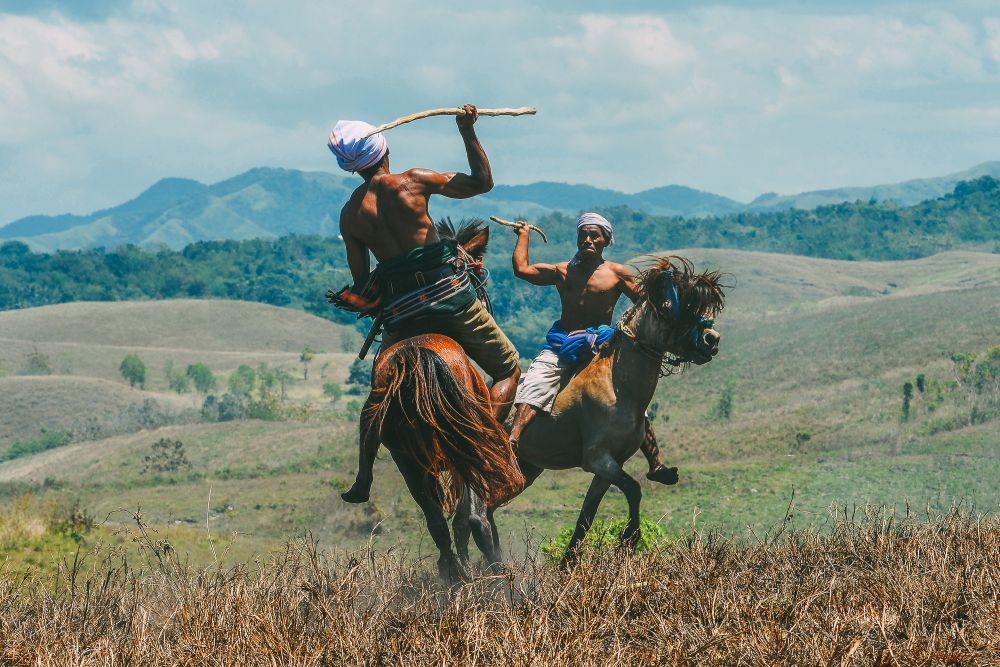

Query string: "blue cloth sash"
[[542, 321, 615, 366]]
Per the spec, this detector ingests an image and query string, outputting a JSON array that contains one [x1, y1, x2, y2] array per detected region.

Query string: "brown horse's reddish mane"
[[364, 340, 523, 513]]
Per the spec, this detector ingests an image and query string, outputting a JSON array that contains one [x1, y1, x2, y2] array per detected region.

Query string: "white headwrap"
[[327, 120, 388, 173], [577, 212, 613, 245]]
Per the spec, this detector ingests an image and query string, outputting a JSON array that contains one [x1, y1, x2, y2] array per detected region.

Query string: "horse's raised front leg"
[[584, 453, 643, 551], [392, 451, 468, 582], [561, 475, 612, 569]]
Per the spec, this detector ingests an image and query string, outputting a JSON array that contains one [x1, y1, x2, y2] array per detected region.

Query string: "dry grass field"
[[0, 508, 997, 665]]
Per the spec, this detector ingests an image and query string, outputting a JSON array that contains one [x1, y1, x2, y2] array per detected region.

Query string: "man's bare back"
[[329, 104, 522, 504], [338, 104, 493, 286]]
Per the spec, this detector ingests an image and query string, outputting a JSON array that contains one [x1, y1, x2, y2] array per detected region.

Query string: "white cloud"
[[1, 1, 999, 221], [562, 14, 695, 69]]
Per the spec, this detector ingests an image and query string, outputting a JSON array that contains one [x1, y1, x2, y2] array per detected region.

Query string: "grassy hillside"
[[0, 300, 359, 450], [0, 249, 996, 568], [747, 159, 1000, 211]]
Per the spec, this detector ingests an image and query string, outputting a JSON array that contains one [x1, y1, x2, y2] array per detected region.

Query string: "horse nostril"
[[704, 331, 720, 347]]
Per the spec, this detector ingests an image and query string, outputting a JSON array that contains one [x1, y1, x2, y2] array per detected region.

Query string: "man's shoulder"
[[398, 167, 442, 182], [604, 261, 635, 277]]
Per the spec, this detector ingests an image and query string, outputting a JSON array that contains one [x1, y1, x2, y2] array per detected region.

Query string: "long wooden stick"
[[364, 107, 536, 137], [489, 216, 548, 243]]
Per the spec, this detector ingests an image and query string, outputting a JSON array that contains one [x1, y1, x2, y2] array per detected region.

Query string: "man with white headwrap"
[[330, 104, 521, 504], [507, 211, 678, 484]]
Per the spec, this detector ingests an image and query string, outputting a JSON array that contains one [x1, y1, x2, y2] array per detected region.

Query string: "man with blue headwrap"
[[330, 104, 521, 504], [507, 212, 677, 484]]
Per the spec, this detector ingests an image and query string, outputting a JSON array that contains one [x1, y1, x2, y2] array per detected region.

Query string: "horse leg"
[[483, 459, 545, 560], [392, 452, 468, 582], [468, 491, 501, 567], [560, 475, 612, 569], [341, 395, 379, 503], [588, 453, 643, 549], [452, 487, 473, 566], [640, 417, 679, 485]]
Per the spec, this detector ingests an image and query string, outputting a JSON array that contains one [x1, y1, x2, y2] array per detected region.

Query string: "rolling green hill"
[[747, 160, 1000, 212], [0, 249, 996, 566], [0, 300, 359, 450], [4, 162, 998, 253], [2, 174, 998, 359]]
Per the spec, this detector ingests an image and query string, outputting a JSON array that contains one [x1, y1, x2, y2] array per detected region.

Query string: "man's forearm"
[[512, 232, 530, 276], [460, 127, 493, 191]]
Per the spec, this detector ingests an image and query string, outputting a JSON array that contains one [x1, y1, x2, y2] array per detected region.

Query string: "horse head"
[[627, 256, 726, 367]]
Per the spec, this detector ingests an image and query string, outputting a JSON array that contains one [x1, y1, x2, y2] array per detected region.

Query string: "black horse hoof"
[[340, 482, 371, 504], [646, 465, 679, 485]]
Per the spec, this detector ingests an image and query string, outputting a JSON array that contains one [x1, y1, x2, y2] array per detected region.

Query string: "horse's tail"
[[365, 344, 524, 513]]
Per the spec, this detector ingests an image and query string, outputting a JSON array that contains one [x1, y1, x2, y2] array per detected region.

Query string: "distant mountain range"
[[3, 161, 999, 252]]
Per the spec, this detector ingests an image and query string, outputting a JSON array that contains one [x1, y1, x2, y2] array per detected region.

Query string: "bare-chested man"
[[509, 212, 677, 484], [330, 104, 520, 503]]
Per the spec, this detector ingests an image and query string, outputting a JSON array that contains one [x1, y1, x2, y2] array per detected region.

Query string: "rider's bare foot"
[[341, 478, 372, 503], [646, 465, 679, 485]]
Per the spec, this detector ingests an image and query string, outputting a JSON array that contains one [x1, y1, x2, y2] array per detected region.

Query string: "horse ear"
[[461, 227, 490, 260]]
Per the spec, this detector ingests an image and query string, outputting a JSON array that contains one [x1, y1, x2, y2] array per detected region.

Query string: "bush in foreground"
[[0, 507, 997, 664]]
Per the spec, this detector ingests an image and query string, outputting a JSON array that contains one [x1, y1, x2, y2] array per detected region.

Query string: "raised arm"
[[407, 104, 494, 199], [512, 225, 559, 286]]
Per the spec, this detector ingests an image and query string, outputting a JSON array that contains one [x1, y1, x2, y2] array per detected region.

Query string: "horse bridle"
[[616, 269, 715, 375]]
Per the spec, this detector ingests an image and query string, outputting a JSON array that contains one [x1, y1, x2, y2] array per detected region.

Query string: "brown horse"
[[467, 256, 727, 566], [357, 221, 523, 580]]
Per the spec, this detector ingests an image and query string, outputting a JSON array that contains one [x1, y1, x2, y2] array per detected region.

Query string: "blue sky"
[[1, 0, 999, 222]]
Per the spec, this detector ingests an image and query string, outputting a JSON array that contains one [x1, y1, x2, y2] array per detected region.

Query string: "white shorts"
[[514, 349, 570, 413]]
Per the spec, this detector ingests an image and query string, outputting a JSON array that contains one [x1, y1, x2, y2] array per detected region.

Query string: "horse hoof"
[[340, 483, 371, 504], [646, 465, 679, 485]]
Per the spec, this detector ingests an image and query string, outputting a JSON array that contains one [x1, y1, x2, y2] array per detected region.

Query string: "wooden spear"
[[364, 107, 536, 138], [489, 216, 548, 243]]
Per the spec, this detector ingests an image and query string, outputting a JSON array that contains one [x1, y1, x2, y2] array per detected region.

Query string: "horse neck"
[[610, 315, 665, 411]]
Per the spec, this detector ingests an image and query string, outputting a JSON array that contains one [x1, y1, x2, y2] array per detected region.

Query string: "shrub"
[[711, 385, 734, 420], [142, 438, 192, 474], [323, 382, 343, 403], [3, 431, 71, 461], [541, 513, 668, 561], [348, 359, 372, 387], [20, 348, 52, 376]]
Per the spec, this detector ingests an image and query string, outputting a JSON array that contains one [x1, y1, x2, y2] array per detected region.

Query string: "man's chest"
[[560, 270, 619, 303]]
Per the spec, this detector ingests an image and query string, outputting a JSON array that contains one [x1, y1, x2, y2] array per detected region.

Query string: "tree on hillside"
[[120, 354, 146, 389], [164, 360, 190, 393], [186, 363, 216, 394], [227, 364, 257, 397], [300, 346, 315, 380], [348, 358, 372, 388], [323, 382, 343, 403]]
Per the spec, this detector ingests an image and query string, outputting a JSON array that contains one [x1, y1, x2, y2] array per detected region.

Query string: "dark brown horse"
[[358, 221, 523, 579]]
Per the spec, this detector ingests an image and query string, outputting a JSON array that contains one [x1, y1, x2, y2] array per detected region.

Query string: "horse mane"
[[635, 255, 727, 318], [435, 217, 489, 260]]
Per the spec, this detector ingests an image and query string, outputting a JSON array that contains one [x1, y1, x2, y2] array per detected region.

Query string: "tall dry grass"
[[1, 506, 998, 665]]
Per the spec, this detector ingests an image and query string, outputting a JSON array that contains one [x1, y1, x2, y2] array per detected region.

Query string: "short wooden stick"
[[489, 216, 548, 243]]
